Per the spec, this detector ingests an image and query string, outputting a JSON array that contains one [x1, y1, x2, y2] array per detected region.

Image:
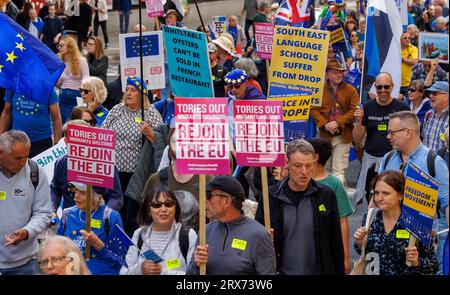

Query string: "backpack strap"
[[103, 207, 112, 239], [426, 150, 437, 178], [382, 150, 397, 172], [158, 167, 169, 186], [178, 224, 190, 262], [28, 159, 39, 191], [216, 65, 224, 83], [137, 230, 144, 250]]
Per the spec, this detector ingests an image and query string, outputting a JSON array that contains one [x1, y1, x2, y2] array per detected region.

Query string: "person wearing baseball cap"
[[187, 176, 276, 275], [57, 181, 124, 274], [310, 58, 359, 186]]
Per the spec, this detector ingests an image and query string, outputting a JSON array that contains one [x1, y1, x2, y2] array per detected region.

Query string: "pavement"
[[102, 0, 366, 268]]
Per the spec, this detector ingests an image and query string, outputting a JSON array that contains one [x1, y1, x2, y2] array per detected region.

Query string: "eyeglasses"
[[375, 84, 391, 90], [84, 119, 96, 126], [408, 88, 417, 93], [230, 84, 243, 89], [387, 127, 409, 136], [206, 191, 232, 200], [428, 91, 446, 96], [150, 200, 176, 209], [38, 256, 70, 269], [401, 37, 410, 40], [79, 88, 92, 95]]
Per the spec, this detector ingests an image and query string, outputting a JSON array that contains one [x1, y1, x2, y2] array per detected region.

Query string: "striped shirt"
[[422, 108, 449, 151], [150, 231, 170, 257]]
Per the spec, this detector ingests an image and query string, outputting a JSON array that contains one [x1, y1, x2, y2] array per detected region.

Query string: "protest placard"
[[269, 26, 329, 107], [284, 120, 308, 142], [328, 23, 348, 53], [418, 32, 449, 64], [234, 100, 284, 167], [212, 16, 227, 36], [32, 138, 67, 183], [175, 98, 229, 174], [162, 26, 214, 97], [268, 82, 313, 121], [145, 0, 164, 18], [119, 31, 165, 91], [254, 22, 274, 60], [66, 125, 116, 189], [400, 162, 439, 247]]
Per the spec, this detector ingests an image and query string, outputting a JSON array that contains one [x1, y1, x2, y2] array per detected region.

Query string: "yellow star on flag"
[[72, 230, 77, 235], [0, 64, 3, 73], [16, 33, 24, 40], [6, 51, 18, 63], [15, 42, 26, 52]]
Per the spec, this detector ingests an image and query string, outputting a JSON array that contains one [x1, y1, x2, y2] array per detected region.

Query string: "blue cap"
[[224, 69, 248, 85], [127, 76, 148, 95], [427, 81, 448, 93]]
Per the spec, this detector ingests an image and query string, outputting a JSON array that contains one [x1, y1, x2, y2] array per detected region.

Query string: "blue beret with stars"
[[126, 76, 148, 95], [224, 69, 249, 86]]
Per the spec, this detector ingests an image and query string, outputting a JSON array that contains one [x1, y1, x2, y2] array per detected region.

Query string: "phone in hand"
[[142, 250, 163, 263]]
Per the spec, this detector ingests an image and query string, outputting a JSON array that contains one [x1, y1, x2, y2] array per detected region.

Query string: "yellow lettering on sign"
[[165, 258, 180, 269], [231, 238, 247, 251]]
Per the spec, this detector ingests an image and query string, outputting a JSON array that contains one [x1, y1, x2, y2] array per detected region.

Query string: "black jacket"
[[255, 177, 345, 275]]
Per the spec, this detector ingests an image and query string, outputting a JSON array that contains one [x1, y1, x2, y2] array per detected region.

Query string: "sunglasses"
[[408, 88, 417, 93], [79, 88, 92, 95], [150, 200, 176, 209], [375, 84, 391, 90], [230, 84, 243, 89], [428, 91, 446, 96], [84, 119, 96, 126], [401, 37, 410, 40]]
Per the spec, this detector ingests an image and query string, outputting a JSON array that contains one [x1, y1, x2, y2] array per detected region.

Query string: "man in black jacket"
[[255, 139, 345, 275]]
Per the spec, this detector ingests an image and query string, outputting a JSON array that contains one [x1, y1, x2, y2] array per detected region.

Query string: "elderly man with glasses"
[[187, 176, 276, 275], [352, 73, 410, 208], [379, 110, 449, 275]]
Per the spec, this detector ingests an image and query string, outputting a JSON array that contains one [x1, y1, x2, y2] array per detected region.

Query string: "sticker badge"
[[135, 117, 142, 123], [231, 238, 247, 251], [0, 191, 6, 201], [166, 258, 180, 269], [396, 229, 410, 239], [13, 188, 26, 197], [91, 219, 102, 229], [319, 204, 326, 212], [378, 124, 387, 131]]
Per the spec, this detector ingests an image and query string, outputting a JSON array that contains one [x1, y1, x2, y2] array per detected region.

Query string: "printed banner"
[[254, 22, 274, 60], [119, 31, 165, 91], [234, 100, 284, 167], [400, 162, 439, 247], [268, 82, 313, 121], [175, 98, 229, 174], [269, 26, 329, 107], [145, 0, 164, 18], [418, 32, 449, 64], [284, 120, 308, 142], [32, 138, 67, 183], [162, 25, 214, 97], [66, 125, 116, 189], [328, 23, 348, 53]]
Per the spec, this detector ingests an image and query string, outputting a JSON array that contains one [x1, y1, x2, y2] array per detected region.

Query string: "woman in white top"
[[120, 186, 197, 275], [93, 0, 109, 48], [56, 35, 89, 124]]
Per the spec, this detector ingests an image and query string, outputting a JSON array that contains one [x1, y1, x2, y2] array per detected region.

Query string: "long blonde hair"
[[60, 35, 82, 76]]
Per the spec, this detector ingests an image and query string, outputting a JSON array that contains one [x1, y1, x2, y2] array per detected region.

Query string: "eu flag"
[[0, 12, 65, 105], [107, 224, 134, 267], [125, 35, 159, 58]]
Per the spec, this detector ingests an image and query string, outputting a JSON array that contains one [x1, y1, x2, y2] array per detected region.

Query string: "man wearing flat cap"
[[310, 59, 359, 186], [187, 176, 276, 274]]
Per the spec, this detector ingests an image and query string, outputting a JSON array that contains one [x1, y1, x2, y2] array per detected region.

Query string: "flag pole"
[[85, 185, 92, 260], [192, 0, 207, 34], [358, 5, 369, 105]]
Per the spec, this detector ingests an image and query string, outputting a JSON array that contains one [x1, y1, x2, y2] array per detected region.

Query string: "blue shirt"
[[57, 205, 123, 275], [5, 89, 58, 142], [378, 142, 449, 211], [153, 98, 175, 126]]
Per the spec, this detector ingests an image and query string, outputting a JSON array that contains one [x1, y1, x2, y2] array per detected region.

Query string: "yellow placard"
[[231, 238, 247, 251], [0, 191, 6, 201], [396, 229, 410, 239], [403, 178, 439, 218], [165, 258, 180, 269], [269, 26, 330, 109], [91, 219, 102, 229], [135, 117, 142, 123], [269, 95, 312, 121], [319, 204, 326, 212]]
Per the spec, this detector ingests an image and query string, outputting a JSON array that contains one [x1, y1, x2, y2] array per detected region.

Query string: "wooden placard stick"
[[199, 174, 206, 275], [261, 167, 271, 230], [85, 185, 92, 260]]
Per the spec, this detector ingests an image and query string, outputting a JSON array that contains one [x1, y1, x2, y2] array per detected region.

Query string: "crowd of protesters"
[[0, 0, 448, 276]]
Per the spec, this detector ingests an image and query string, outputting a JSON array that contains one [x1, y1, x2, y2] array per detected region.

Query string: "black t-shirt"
[[211, 64, 228, 98], [362, 98, 410, 157], [283, 183, 307, 207]]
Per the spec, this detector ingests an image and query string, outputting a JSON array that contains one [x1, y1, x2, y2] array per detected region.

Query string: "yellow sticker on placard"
[[165, 258, 180, 269], [396, 229, 410, 239], [378, 124, 387, 131], [319, 204, 326, 212], [135, 117, 142, 123], [231, 238, 247, 251], [0, 191, 6, 201], [91, 219, 102, 229], [97, 112, 104, 117]]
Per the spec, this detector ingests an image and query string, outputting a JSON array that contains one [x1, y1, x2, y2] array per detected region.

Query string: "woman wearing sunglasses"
[[407, 79, 431, 125], [80, 76, 109, 126], [120, 186, 197, 275]]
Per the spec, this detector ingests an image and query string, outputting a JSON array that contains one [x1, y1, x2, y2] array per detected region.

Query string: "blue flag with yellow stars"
[[125, 34, 159, 58], [107, 224, 134, 267], [0, 11, 65, 105]]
